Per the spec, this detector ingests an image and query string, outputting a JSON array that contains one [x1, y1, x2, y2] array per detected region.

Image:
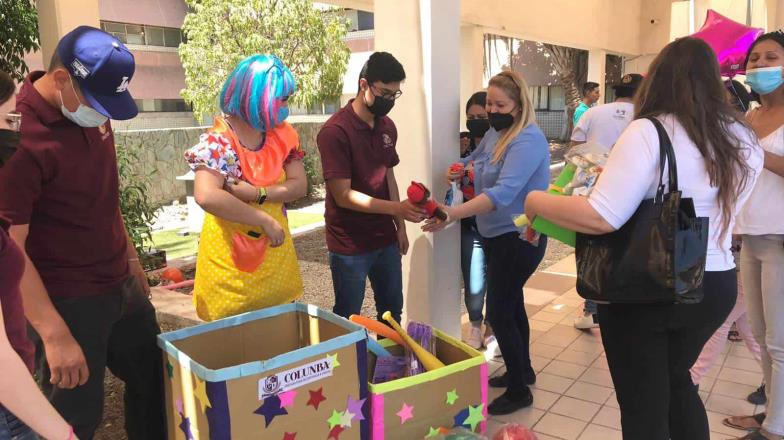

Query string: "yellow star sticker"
[[327, 353, 341, 368], [426, 427, 440, 438], [464, 404, 485, 432], [446, 389, 459, 405], [193, 376, 211, 412]]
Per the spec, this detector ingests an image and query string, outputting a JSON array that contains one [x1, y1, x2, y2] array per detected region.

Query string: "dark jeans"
[[484, 232, 547, 393], [30, 277, 166, 440], [598, 270, 736, 440], [461, 219, 487, 323], [329, 244, 404, 323], [0, 406, 38, 440]]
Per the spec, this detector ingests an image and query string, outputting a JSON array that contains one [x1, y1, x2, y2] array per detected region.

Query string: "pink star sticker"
[[279, 390, 297, 408], [396, 403, 414, 424]]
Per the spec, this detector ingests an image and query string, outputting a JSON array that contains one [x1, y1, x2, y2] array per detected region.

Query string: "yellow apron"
[[192, 119, 303, 321]]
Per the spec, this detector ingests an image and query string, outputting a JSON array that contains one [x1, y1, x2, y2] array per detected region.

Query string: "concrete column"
[[37, 0, 100, 68], [374, 0, 462, 337], [460, 24, 486, 129], [587, 49, 607, 102]]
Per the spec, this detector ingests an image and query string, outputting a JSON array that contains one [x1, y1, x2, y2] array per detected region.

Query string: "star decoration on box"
[[346, 396, 366, 422], [178, 412, 194, 440], [340, 410, 354, 428], [166, 360, 174, 379], [446, 389, 459, 405], [279, 390, 297, 408], [254, 394, 288, 428], [426, 427, 441, 438], [307, 387, 327, 410], [453, 408, 469, 428], [327, 353, 341, 368], [282, 433, 297, 440], [327, 410, 345, 429], [193, 377, 212, 412], [396, 403, 414, 424], [464, 404, 485, 432], [327, 425, 345, 440]]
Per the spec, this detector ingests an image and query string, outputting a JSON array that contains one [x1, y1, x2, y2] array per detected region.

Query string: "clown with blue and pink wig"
[[184, 54, 306, 321]]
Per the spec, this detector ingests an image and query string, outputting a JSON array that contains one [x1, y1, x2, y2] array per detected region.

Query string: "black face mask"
[[366, 92, 395, 118], [488, 112, 516, 131], [0, 129, 19, 168], [466, 118, 490, 138]]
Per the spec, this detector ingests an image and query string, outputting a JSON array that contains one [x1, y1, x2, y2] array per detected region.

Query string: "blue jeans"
[[0, 406, 38, 440], [584, 299, 598, 315], [329, 244, 404, 323], [461, 219, 487, 323]]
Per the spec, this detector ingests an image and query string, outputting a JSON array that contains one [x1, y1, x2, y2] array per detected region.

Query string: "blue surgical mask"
[[276, 106, 289, 124], [745, 66, 784, 95], [59, 77, 108, 128]]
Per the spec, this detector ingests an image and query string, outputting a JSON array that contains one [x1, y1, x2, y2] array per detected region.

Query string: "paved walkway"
[[468, 254, 763, 440]]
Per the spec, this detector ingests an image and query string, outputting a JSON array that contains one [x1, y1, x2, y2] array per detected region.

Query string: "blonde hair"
[[488, 71, 536, 164]]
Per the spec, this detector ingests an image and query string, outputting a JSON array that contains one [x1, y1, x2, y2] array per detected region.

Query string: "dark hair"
[[582, 82, 600, 96], [0, 71, 14, 106], [726, 79, 753, 112], [358, 52, 406, 93], [745, 30, 784, 68], [615, 86, 637, 99], [635, 37, 753, 240], [48, 51, 63, 73], [465, 91, 487, 114]]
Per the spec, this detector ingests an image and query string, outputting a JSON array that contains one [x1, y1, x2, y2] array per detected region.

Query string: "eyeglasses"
[[5, 112, 20, 132], [369, 84, 403, 101]]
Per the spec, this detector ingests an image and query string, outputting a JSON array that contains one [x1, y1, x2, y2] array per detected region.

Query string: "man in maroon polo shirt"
[[317, 52, 425, 324], [0, 27, 164, 439]]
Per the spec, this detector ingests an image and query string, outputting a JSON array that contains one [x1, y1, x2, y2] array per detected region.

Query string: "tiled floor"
[[466, 255, 765, 440]]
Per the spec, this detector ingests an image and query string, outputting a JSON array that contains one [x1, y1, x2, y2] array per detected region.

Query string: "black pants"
[[30, 277, 166, 440], [598, 270, 736, 440], [484, 232, 547, 393]]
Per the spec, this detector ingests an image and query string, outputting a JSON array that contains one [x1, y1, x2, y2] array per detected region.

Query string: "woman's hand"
[[422, 205, 453, 233], [260, 216, 285, 247], [224, 179, 258, 203]]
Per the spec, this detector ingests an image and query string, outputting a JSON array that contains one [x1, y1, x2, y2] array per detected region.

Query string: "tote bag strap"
[[645, 117, 679, 203]]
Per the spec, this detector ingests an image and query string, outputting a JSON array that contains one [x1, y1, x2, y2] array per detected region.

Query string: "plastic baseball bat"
[[381, 311, 446, 371], [349, 315, 405, 346]]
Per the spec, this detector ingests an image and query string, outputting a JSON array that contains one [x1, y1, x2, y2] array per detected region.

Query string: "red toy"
[[492, 423, 538, 440], [407, 181, 448, 221], [160, 267, 185, 285], [450, 163, 465, 174]]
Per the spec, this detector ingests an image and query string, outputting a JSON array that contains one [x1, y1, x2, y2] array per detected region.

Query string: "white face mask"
[[59, 76, 108, 128]]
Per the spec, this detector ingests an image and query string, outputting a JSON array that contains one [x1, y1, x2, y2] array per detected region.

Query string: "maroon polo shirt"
[[317, 100, 400, 255], [0, 72, 129, 299], [0, 216, 35, 372]]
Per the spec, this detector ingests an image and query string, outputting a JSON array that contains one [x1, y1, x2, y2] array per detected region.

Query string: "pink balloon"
[[492, 424, 538, 440], [691, 9, 764, 77]]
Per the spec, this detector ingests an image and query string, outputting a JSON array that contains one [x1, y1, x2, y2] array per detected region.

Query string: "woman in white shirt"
[[524, 37, 763, 440], [725, 31, 784, 440]]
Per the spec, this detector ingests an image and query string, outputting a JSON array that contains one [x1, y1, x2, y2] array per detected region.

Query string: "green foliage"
[[116, 134, 159, 263], [0, 0, 40, 81], [180, 0, 350, 121], [302, 145, 322, 196]]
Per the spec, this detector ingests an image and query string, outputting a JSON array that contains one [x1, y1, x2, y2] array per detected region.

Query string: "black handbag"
[[575, 117, 709, 304]]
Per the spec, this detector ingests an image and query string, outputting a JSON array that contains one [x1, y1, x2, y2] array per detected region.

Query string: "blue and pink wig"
[[219, 54, 296, 132]]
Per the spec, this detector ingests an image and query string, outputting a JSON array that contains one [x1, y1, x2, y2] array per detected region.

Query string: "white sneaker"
[[484, 335, 502, 360], [574, 313, 599, 330], [466, 322, 483, 350]]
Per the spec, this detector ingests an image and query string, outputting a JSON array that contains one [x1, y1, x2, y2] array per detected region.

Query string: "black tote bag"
[[575, 117, 709, 304]]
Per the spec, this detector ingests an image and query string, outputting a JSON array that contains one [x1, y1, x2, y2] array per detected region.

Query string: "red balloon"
[[692, 10, 764, 77], [492, 424, 537, 440]]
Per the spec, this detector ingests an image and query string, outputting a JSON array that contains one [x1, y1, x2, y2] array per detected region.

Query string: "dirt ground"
[[95, 226, 573, 439]]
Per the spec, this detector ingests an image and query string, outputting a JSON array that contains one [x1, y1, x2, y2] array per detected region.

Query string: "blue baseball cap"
[[56, 26, 138, 120]]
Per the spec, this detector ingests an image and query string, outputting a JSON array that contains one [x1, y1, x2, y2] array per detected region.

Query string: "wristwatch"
[[256, 186, 268, 205]]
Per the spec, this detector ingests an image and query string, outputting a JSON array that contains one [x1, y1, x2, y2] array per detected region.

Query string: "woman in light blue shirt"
[[425, 70, 550, 416]]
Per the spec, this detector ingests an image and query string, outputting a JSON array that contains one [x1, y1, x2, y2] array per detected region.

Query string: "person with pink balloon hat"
[[723, 30, 784, 440]]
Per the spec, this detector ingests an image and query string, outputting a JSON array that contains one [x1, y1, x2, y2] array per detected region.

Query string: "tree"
[[542, 43, 587, 138], [0, 0, 40, 82], [180, 0, 350, 121]]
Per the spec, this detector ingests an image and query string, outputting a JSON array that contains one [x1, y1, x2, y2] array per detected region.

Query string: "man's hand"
[[43, 331, 89, 389], [396, 226, 409, 255], [130, 259, 150, 298], [223, 179, 257, 203], [397, 200, 427, 223]]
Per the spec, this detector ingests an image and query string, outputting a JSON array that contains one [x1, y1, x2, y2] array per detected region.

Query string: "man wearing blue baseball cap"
[[0, 26, 165, 439]]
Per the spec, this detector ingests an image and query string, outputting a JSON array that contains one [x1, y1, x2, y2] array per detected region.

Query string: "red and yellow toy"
[[407, 181, 448, 221]]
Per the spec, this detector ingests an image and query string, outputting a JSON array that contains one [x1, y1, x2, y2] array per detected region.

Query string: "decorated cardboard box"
[[368, 330, 488, 439], [158, 303, 369, 440]]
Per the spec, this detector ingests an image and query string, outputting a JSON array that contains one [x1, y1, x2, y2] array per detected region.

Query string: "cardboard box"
[[367, 330, 488, 439], [158, 303, 369, 440]]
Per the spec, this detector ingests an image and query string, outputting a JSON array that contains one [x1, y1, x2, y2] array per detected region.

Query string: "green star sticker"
[[446, 389, 459, 405], [166, 360, 174, 379], [426, 427, 440, 438], [327, 410, 344, 429], [464, 404, 485, 432], [327, 353, 341, 368]]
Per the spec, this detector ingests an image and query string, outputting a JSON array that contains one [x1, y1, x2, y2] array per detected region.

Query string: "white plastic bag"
[[445, 181, 463, 207]]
